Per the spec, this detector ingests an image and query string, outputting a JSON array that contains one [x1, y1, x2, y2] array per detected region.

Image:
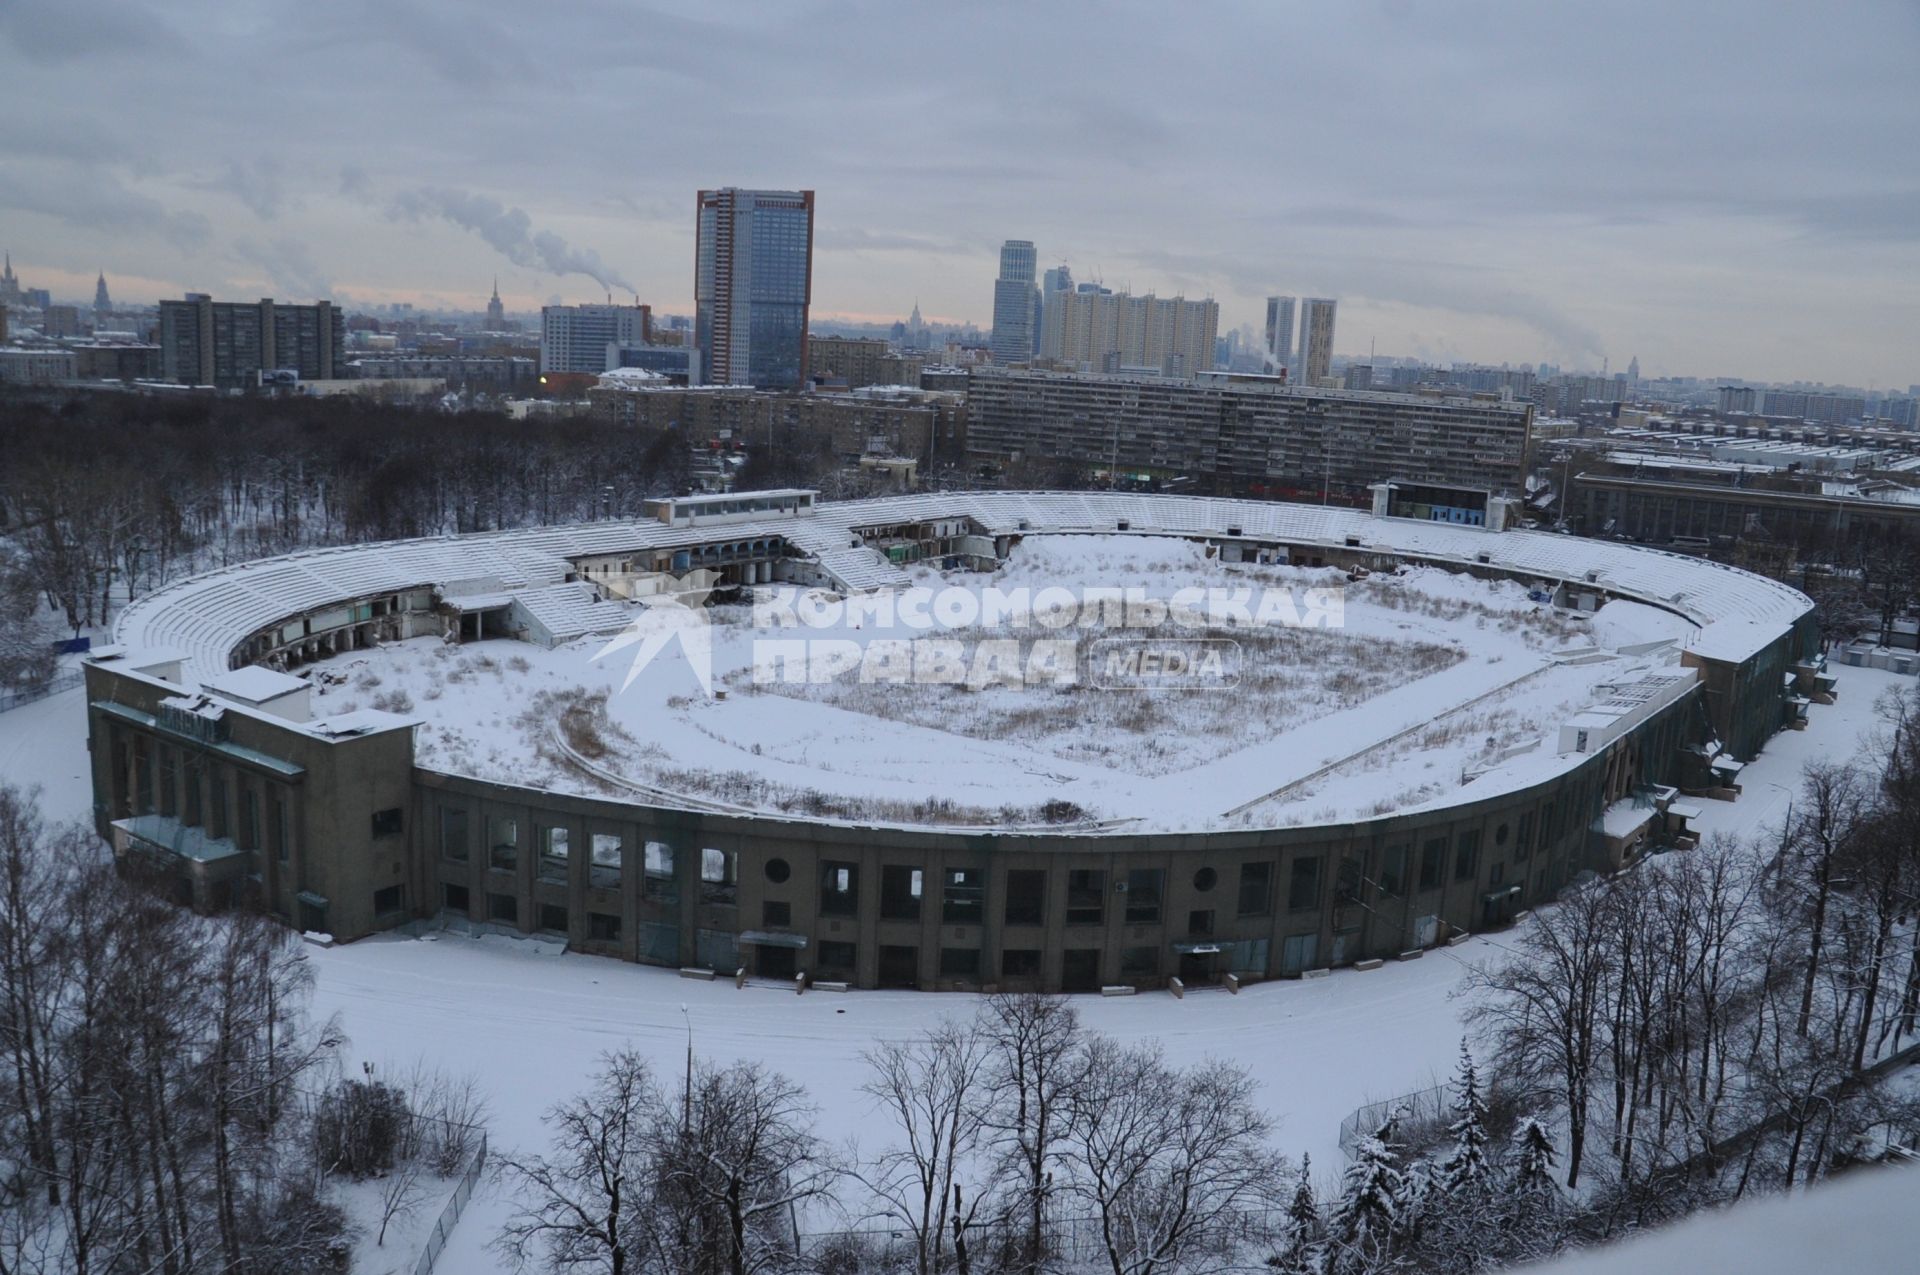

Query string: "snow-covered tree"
[[1328, 1115, 1405, 1268], [1279, 1153, 1323, 1273], [1439, 1042, 1492, 1197], [1509, 1117, 1558, 1204]]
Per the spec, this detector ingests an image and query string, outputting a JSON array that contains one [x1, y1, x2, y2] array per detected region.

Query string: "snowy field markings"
[[1220, 656, 1574, 819]]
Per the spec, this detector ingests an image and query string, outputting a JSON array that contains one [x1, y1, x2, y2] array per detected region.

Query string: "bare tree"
[[1465, 877, 1614, 1187], [1062, 1038, 1286, 1275], [494, 1049, 656, 1275], [859, 1017, 993, 1275], [980, 993, 1083, 1275], [653, 1060, 838, 1275]]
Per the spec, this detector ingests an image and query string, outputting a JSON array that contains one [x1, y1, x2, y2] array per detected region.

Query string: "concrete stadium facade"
[[84, 491, 1825, 992]]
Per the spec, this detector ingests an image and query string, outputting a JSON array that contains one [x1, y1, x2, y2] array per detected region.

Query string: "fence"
[[0, 668, 83, 714], [798, 1205, 1285, 1270], [1336, 1082, 1451, 1159], [412, 1129, 489, 1275]]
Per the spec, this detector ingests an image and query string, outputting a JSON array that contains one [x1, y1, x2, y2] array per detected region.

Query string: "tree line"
[[0, 783, 486, 1275], [0, 389, 909, 662]]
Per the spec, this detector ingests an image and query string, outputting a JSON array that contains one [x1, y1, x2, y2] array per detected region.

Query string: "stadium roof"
[[115, 491, 1813, 683]]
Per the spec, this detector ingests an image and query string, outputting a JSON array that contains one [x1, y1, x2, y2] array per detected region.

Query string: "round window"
[[1494, 824, 1509, 847], [765, 857, 791, 884], [1193, 867, 1217, 891]]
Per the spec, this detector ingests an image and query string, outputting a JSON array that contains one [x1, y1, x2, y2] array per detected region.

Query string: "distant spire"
[[491, 274, 500, 302]]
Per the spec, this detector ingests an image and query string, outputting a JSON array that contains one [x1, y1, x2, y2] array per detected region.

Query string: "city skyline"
[[0, 1, 1916, 386]]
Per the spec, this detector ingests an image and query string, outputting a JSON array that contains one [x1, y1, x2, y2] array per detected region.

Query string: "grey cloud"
[[0, 0, 180, 63], [814, 228, 974, 255], [232, 237, 333, 300], [0, 160, 208, 251], [208, 158, 290, 220], [339, 166, 372, 200], [389, 186, 634, 292]]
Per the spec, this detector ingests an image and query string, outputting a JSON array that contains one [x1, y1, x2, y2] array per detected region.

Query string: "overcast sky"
[[2, 0, 1916, 386]]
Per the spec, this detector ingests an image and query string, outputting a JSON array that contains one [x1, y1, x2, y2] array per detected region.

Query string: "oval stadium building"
[[84, 489, 1827, 992]]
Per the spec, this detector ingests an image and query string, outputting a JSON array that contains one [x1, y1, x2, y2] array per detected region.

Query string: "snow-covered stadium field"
[[288, 535, 1701, 830]]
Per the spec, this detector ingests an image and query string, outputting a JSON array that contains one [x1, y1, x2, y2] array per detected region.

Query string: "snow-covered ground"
[[296, 537, 1704, 830], [1, 642, 1910, 1270]]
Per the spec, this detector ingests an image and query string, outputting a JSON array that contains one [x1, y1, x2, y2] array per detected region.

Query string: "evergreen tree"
[[1440, 1041, 1492, 1196], [1509, 1117, 1559, 1204], [1282, 1152, 1324, 1271], [1329, 1113, 1406, 1265]]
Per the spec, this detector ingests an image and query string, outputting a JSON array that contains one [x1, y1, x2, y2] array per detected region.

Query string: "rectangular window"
[[1121, 945, 1159, 976], [1418, 837, 1447, 891], [439, 808, 468, 862], [1004, 869, 1046, 926], [135, 738, 154, 813], [1124, 869, 1163, 925], [1337, 856, 1362, 902], [487, 892, 517, 924], [590, 833, 623, 888], [1237, 862, 1273, 916], [1188, 909, 1215, 936], [1281, 933, 1319, 974], [700, 848, 737, 905], [183, 759, 202, 826], [540, 827, 570, 882], [373, 884, 405, 916], [1515, 811, 1535, 863], [1379, 845, 1407, 896], [820, 861, 860, 916], [539, 903, 568, 934], [1454, 830, 1481, 882], [489, 816, 518, 872], [441, 882, 469, 913], [881, 865, 923, 920], [939, 946, 981, 977], [817, 940, 857, 975], [1066, 870, 1105, 926], [588, 912, 621, 943], [273, 793, 289, 865], [208, 769, 228, 840], [644, 841, 676, 902], [241, 788, 260, 852], [159, 747, 177, 816], [943, 868, 985, 925], [762, 900, 791, 928], [1001, 948, 1042, 978], [1288, 856, 1323, 912], [371, 807, 403, 838]]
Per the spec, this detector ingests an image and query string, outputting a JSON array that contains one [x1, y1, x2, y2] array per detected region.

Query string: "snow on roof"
[[206, 665, 308, 704], [112, 815, 244, 863], [1685, 618, 1790, 665], [1599, 798, 1655, 839], [305, 709, 416, 739], [597, 366, 669, 385], [113, 492, 1813, 684], [509, 582, 633, 643]]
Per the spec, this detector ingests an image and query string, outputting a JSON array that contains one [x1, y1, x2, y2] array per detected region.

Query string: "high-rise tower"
[[990, 240, 1038, 365], [1297, 297, 1338, 386], [694, 187, 815, 389], [94, 272, 111, 315], [1264, 296, 1296, 377], [485, 277, 505, 329]]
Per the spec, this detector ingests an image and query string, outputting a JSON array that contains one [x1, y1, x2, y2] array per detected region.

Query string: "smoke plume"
[[390, 186, 633, 292]]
